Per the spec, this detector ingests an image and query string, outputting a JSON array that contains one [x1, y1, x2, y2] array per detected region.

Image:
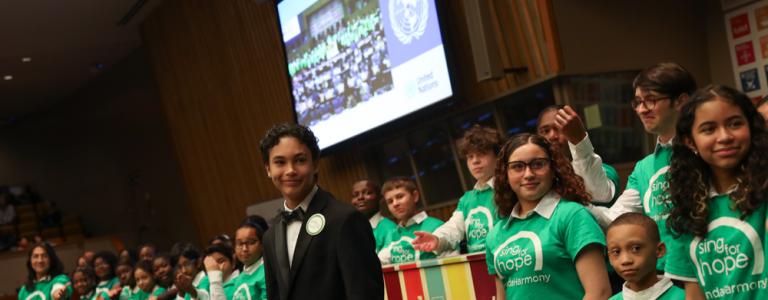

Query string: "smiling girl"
[[485, 133, 610, 300], [665, 85, 768, 300]]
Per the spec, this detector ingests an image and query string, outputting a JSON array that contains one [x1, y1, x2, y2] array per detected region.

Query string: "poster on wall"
[[726, 0, 768, 102]]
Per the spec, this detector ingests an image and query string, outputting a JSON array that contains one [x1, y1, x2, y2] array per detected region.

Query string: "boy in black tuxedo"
[[259, 123, 383, 300]]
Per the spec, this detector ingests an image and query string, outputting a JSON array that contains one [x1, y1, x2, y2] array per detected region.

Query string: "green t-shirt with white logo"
[[119, 287, 138, 300], [380, 215, 444, 264], [456, 186, 501, 253], [17, 274, 72, 300], [625, 144, 675, 270], [95, 277, 119, 299], [485, 199, 605, 300], [665, 194, 768, 300], [228, 261, 267, 300], [372, 215, 397, 253]]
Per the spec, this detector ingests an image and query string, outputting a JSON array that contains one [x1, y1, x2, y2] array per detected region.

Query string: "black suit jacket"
[[263, 188, 384, 300]]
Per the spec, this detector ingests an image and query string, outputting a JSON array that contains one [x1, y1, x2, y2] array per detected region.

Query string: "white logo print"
[[234, 283, 251, 300], [690, 217, 764, 285], [466, 207, 494, 240], [494, 231, 543, 274], [25, 291, 45, 300], [643, 166, 669, 215], [388, 0, 429, 44]]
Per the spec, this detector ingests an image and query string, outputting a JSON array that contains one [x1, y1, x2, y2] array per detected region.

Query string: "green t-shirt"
[[119, 287, 139, 300], [182, 272, 209, 300], [228, 260, 267, 300], [130, 286, 165, 300], [485, 198, 605, 300], [371, 214, 397, 253], [379, 213, 444, 264], [95, 277, 119, 298], [17, 274, 73, 300], [456, 186, 501, 253], [608, 286, 684, 300], [665, 194, 768, 300], [625, 144, 675, 270]]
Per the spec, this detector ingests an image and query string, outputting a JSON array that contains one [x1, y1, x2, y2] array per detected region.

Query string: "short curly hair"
[[259, 123, 320, 164], [457, 125, 503, 157]]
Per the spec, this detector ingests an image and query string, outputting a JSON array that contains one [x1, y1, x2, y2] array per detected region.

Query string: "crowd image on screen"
[[286, 0, 394, 127]]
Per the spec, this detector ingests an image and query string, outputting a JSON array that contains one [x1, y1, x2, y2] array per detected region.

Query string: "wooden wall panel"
[[141, 0, 561, 243], [141, 0, 368, 243]]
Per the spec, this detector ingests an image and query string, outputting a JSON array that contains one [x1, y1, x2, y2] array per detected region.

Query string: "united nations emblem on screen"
[[389, 0, 429, 45]]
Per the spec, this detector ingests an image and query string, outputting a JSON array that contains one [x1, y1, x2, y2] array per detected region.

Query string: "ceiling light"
[[21, 57, 31, 62], [3, 75, 12, 80]]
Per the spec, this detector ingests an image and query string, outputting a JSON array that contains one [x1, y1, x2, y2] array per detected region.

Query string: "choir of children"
[[21, 63, 768, 300]]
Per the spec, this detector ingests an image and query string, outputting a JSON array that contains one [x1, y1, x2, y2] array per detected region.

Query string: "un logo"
[[388, 0, 429, 44]]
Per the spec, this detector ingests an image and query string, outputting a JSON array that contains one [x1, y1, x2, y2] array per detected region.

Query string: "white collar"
[[369, 211, 384, 228], [509, 191, 560, 220], [34, 275, 51, 283], [400, 211, 428, 227], [283, 185, 318, 212], [621, 276, 674, 300], [80, 291, 94, 300], [654, 136, 674, 152], [707, 183, 738, 198], [192, 270, 205, 286], [225, 269, 240, 283], [473, 178, 495, 191], [242, 257, 263, 275]]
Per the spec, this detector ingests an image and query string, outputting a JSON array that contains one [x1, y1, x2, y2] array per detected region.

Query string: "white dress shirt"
[[568, 134, 616, 203], [283, 185, 318, 266]]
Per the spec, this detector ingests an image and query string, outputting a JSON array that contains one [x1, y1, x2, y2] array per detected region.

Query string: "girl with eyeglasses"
[[485, 133, 611, 300], [224, 215, 269, 300], [18, 242, 72, 300], [664, 85, 768, 299]]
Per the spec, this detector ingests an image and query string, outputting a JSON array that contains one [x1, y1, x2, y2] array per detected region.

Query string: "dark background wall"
[[0, 49, 196, 249]]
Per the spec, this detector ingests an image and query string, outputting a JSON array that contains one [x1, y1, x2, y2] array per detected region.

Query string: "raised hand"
[[554, 105, 587, 145], [52, 282, 70, 300], [411, 231, 439, 252], [203, 255, 220, 272]]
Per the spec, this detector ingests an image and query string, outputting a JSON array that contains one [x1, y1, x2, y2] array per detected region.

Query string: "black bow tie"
[[281, 208, 305, 223]]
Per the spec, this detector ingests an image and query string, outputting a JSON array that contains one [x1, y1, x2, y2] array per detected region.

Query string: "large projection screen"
[[277, 0, 454, 150]]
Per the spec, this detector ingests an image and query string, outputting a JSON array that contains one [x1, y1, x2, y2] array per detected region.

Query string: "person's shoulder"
[[423, 216, 444, 226], [662, 284, 685, 299], [607, 292, 623, 300], [378, 216, 397, 229], [554, 198, 587, 213], [52, 274, 70, 283]]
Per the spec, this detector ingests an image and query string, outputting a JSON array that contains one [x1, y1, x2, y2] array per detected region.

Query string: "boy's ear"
[[675, 93, 690, 111], [264, 165, 271, 178], [412, 190, 420, 203], [656, 242, 667, 259]]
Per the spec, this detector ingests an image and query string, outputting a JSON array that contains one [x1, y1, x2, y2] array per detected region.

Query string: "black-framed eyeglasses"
[[631, 95, 670, 110], [506, 158, 550, 174]]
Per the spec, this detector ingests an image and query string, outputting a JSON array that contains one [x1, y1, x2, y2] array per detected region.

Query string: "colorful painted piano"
[[382, 253, 496, 300]]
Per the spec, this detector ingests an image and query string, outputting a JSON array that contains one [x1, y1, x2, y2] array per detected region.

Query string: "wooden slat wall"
[[140, 0, 561, 244], [444, 0, 563, 105]]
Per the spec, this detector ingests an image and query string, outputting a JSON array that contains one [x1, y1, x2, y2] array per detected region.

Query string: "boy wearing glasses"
[[587, 62, 697, 272]]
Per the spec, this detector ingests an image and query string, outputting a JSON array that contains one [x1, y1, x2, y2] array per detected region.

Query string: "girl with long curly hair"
[[484, 133, 610, 300], [665, 85, 768, 299]]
